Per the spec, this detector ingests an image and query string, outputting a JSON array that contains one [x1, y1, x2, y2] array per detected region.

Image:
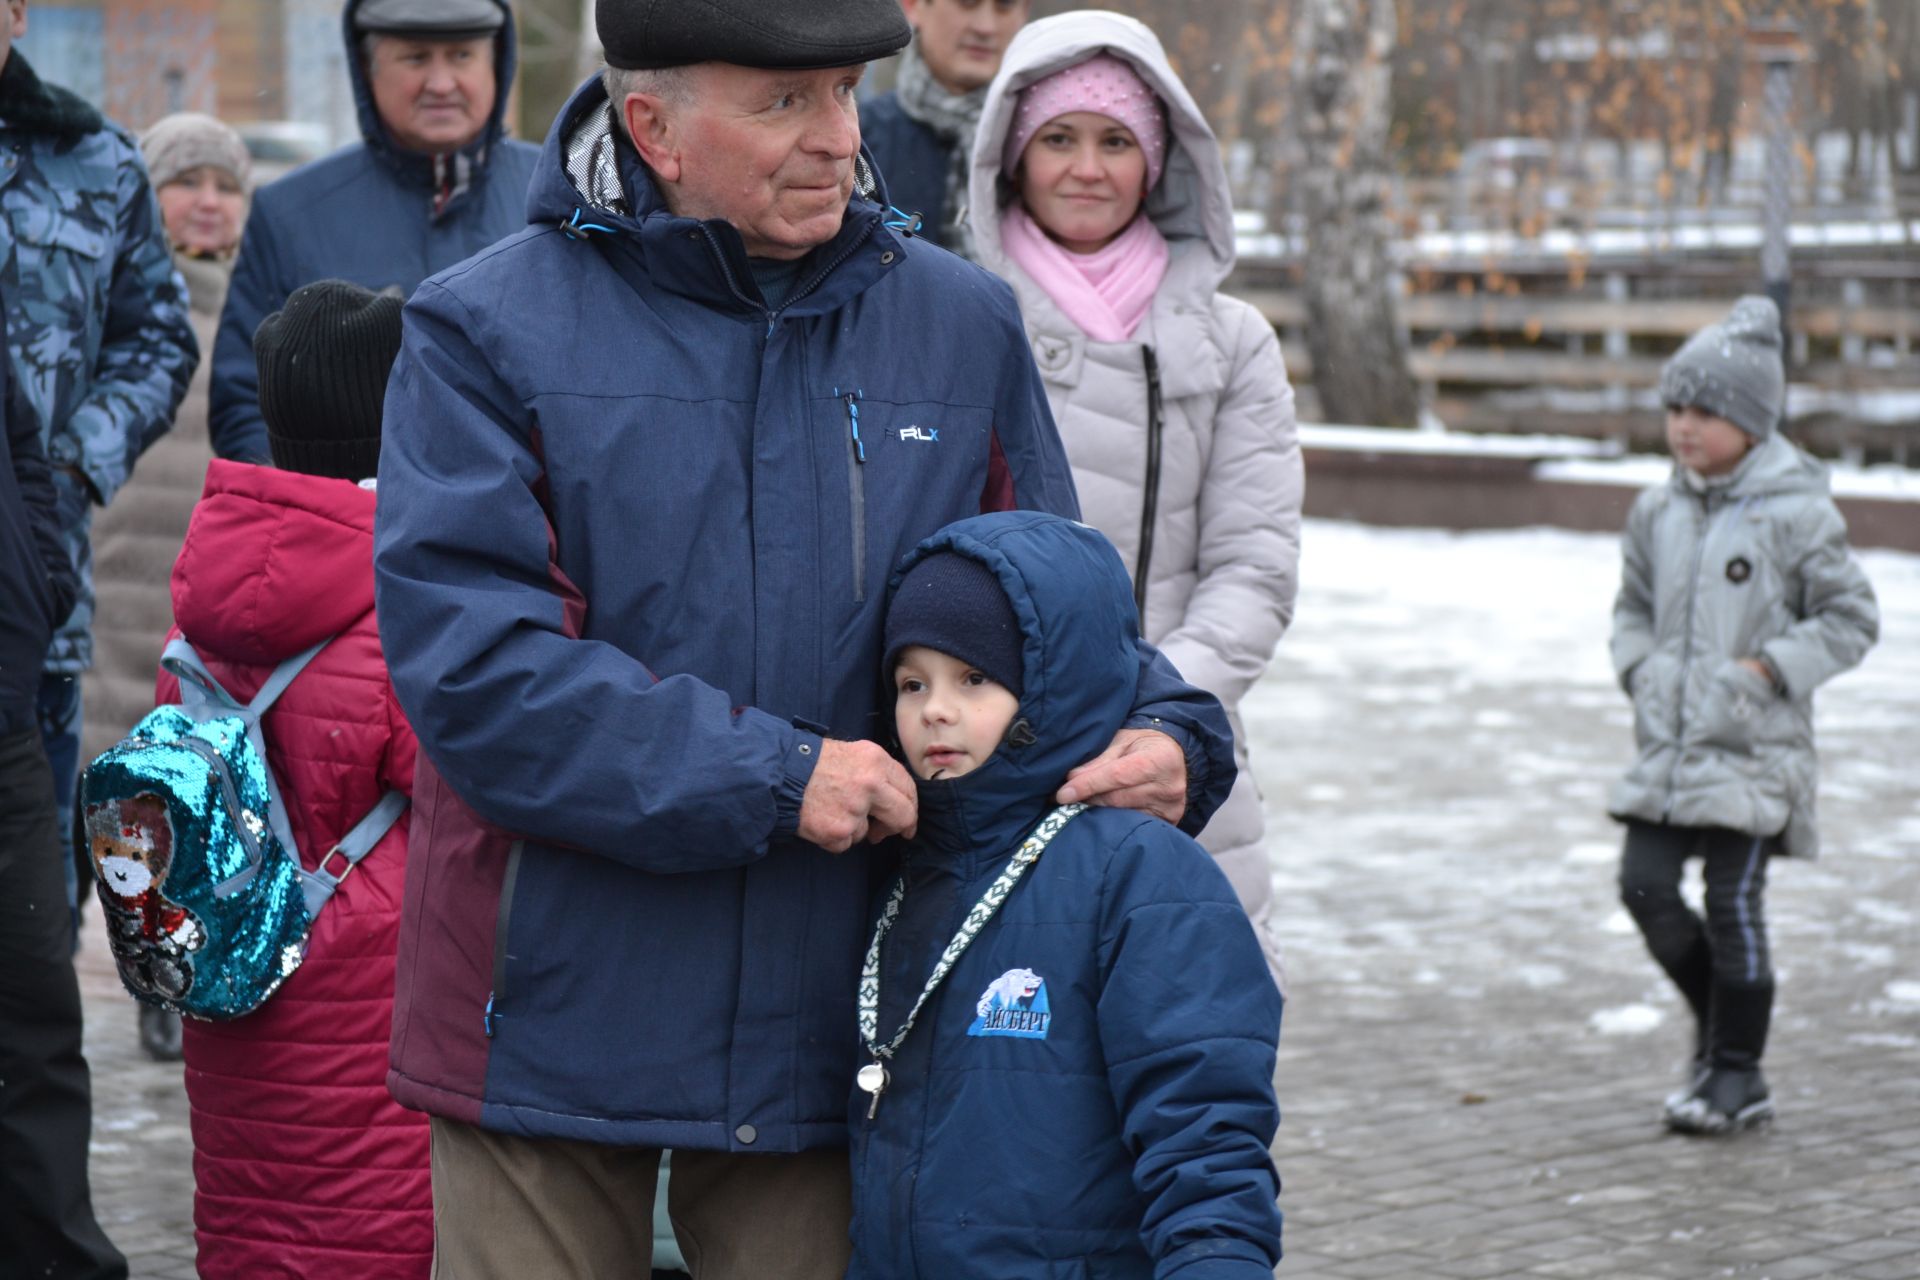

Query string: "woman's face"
[[1017, 111, 1147, 254], [157, 165, 246, 256]]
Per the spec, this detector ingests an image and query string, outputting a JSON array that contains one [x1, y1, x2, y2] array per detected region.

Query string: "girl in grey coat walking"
[[1609, 296, 1878, 1135]]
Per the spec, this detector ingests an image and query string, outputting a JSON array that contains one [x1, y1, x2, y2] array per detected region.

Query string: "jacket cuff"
[[1123, 713, 1208, 832], [1158, 1239, 1279, 1280], [772, 725, 825, 836]]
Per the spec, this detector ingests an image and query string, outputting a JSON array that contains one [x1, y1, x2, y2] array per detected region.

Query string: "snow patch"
[[1881, 981, 1920, 1007], [1590, 1004, 1664, 1035]]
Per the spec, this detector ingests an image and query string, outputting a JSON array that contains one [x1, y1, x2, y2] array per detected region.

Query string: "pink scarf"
[[1000, 204, 1170, 343]]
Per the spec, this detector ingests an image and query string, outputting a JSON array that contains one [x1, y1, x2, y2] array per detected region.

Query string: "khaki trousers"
[[429, 1117, 852, 1280]]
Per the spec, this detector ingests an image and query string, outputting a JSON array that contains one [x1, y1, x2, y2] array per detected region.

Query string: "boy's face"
[[893, 646, 1020, 781], [1666, 404, 1753, 477]]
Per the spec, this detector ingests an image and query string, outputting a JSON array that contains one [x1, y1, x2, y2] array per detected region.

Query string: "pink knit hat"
[[1003, 52, 1169, 189]]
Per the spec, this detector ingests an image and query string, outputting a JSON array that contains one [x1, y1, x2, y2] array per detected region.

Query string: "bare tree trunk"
[[1293, 0, 1421, 427]]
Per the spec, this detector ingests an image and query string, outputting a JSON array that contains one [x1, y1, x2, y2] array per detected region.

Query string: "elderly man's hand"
[[799, 739, 919, 853], [1056, 728, 1188, 826]]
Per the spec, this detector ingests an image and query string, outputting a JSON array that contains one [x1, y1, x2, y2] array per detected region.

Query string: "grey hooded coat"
[[1608, 435, 1878, 858], [968, 12, 1303, 955]]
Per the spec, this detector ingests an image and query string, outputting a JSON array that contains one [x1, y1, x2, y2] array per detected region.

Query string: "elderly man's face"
[[629, 63, 865, 262], [365, 34, 496, 155]]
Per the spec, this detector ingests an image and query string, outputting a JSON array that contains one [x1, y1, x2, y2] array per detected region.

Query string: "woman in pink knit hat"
[[969, 10, 1302, 980]]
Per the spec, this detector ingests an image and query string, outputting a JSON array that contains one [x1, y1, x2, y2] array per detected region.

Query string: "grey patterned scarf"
[[893, 38, 987, 261]]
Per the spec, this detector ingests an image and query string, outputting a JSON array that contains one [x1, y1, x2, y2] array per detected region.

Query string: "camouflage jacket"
[[0, 52, 196, 672]]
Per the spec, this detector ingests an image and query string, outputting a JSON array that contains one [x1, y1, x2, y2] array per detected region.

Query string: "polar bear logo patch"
[[968, 967, 1051, 1039]]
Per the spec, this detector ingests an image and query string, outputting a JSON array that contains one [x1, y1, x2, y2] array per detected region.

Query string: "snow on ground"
[[1243, 519, 1919, 1040]]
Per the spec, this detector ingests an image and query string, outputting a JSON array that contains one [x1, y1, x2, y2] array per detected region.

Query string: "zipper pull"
[[483, 992, 496, 1038], [843, 388, 866, 464]]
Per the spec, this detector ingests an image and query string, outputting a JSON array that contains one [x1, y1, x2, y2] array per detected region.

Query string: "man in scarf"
[[862, 0, 1030, 260]]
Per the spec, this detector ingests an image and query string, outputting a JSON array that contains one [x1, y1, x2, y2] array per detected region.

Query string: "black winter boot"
[[1665, 980, 1774, 1135]]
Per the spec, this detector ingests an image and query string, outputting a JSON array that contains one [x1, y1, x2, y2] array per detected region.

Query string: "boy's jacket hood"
[[173, 461, 377, 666], [341, 0, 518, 186], [892, 511, 1139, 870], [968, 10, 1237, 295]]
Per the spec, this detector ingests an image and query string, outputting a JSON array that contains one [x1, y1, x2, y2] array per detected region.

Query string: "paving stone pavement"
[[69, 520, 1920, 1278]]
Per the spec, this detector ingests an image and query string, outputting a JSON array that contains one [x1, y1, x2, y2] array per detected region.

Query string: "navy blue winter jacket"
[[860, 90, 956, 250], [373, 76, 1235, 1151], [0, 299, 78, 733], [848, 512, 1282, 1280], [208, 0, 538, 463]]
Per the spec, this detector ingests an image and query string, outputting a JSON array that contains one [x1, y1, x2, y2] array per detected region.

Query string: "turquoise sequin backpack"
[[80, 636, 407, 1020]]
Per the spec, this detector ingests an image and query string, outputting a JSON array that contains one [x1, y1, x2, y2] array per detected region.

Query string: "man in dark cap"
[[208, 0, 536, 464], [373, 2, 1236, 1273]]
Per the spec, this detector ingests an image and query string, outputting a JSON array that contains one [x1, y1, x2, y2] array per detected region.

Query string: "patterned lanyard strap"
[[856, 804, 1084, 1109]]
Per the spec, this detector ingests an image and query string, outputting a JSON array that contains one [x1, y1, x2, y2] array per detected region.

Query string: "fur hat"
[[253, 281, 404, 481], [1660, 296, 1787, 439], [883, 552, 1025, 698], [140, 113, 251, 192], [597, 0, 909, 71]]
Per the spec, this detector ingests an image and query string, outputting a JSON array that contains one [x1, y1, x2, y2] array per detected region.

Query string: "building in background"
[[23, 0, 367, 153]]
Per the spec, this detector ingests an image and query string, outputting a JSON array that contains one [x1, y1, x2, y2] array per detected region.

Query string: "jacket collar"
[[530, 75, 907, 321], [0, 52, 104, 141]]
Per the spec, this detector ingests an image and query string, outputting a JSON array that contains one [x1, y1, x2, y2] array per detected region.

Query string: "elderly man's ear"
[[622, 94, 682, 183]]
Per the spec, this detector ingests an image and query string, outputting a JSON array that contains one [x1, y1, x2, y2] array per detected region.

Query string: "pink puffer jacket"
[[157, 460, 428, 1279]]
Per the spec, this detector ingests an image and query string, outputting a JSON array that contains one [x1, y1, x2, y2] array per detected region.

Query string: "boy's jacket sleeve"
[[372, 282, 819, 872], [1610, 492, 1658, 692], [1757, 499, 1878, 698], [1098, 822, 1284, 1279]]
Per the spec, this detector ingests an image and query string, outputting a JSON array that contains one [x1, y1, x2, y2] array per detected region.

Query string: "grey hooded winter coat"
[[969, 12, 1303, 950], [1608, 435, 1878, 859]]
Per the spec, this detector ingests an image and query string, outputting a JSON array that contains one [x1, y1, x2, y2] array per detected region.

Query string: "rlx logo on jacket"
[[897, 426, 940, 443]]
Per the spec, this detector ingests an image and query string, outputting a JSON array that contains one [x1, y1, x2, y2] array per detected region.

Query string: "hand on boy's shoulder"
[[799, 739, 918, 853], [1056, 728, 1187, 826]]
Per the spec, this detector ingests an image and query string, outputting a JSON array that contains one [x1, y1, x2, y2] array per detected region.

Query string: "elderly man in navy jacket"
[[209, 0, 538, 463], [372, 1, 1236, 1274]]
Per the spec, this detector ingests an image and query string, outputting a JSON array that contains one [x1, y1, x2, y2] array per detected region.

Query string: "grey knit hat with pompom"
[[1659, 295, 1786, 439]]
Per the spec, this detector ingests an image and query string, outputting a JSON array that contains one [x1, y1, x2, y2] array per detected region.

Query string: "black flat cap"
[[355, 0, 504, 37], [597, 0, 910, 71]]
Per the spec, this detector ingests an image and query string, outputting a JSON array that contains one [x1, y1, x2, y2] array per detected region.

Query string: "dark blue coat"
[[848, 513, 1282, 1280], [373, 76, 1235, 1151], [0, 297, 78, 733], [208, 0, 539, 463], [860, 90, 956, 250]]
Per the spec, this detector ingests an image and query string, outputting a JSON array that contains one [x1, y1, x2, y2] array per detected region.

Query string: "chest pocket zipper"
[[839, 388, 867, 602]]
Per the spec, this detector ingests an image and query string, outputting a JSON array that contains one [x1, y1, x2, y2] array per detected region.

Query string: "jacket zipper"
[[1664, 494, 1717, 815], [840, 388, 868, 601], [486, 839, 524, 1039], [1134, 346, 1165, 622], [174, 734, 264, 899]]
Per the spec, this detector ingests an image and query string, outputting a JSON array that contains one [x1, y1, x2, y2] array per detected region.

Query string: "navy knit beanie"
[[883, 552, 1025, 697]]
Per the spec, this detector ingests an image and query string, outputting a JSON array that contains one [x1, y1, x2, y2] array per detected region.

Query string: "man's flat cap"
[[355, 0, 504, 37], [597, 0, 910, 71]]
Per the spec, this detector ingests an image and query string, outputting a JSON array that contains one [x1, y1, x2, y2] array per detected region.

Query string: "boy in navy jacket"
[[848, 511, 1283, 1280]]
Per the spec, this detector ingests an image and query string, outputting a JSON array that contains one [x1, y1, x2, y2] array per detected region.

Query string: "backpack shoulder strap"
[[297, 791, 411, 920], [162, 635, 333, 723]]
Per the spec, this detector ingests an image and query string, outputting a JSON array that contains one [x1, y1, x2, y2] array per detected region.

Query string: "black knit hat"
[[883, 552, 1025, 697], [597, 0, 910, 71], [253, 281, 403, 481]]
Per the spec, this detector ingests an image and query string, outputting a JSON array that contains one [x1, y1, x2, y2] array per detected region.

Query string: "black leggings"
[[1618, 820, 1774, 987]]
